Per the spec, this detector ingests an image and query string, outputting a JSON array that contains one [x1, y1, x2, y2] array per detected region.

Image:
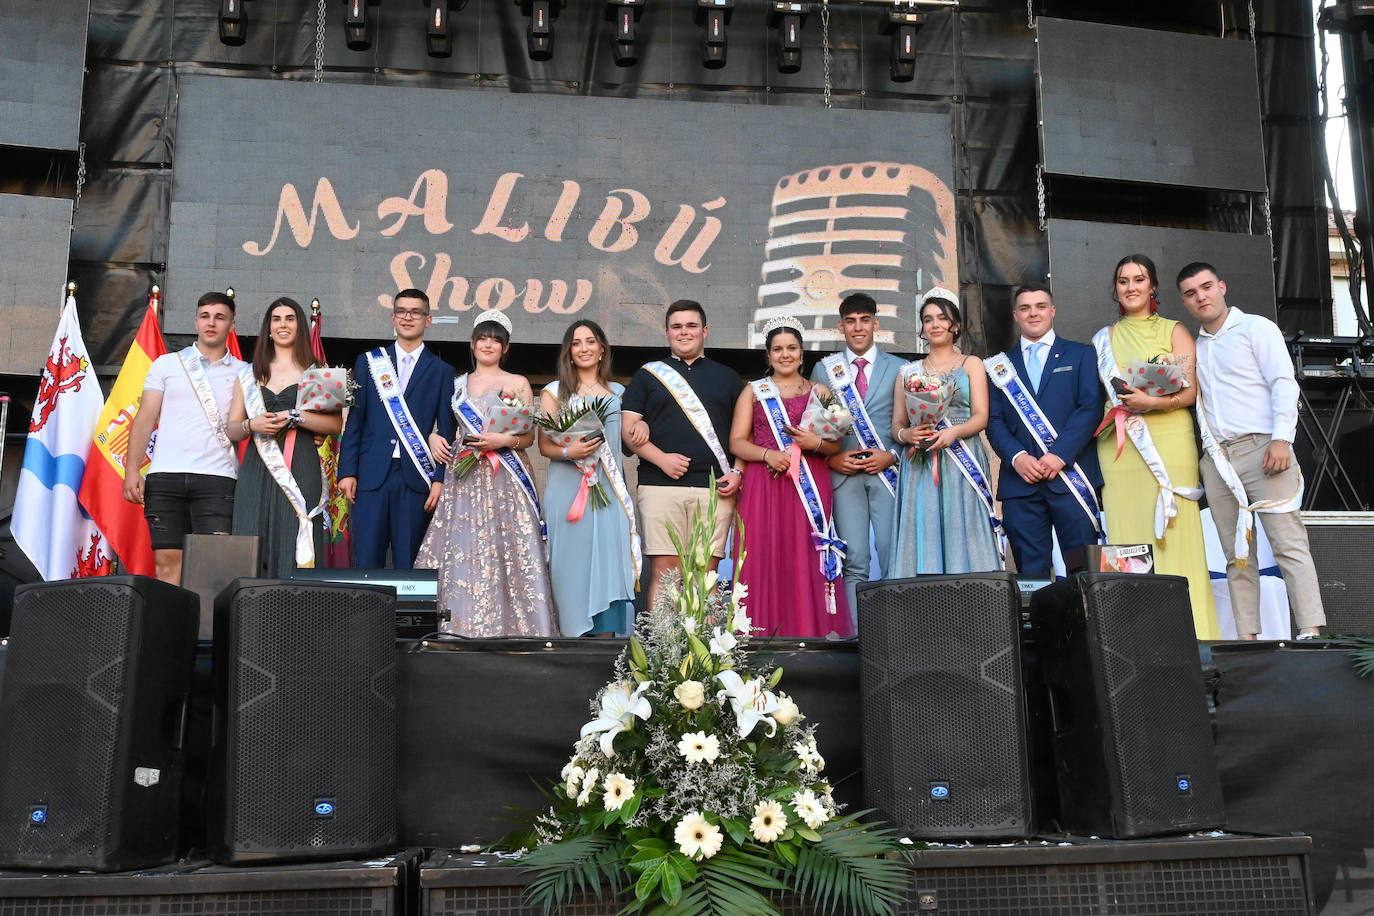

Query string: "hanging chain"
[[1027, 0, 1034, 30], [1247, 0, 1256, 41], [314, 0, 326, 83], [1035, 163, 1047, 232], [821, 0, 832, 110], [73, 142, 87, 215]]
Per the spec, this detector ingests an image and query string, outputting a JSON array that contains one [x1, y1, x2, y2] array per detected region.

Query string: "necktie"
[[1026, 342, 1044, 390], [399, 352, 414, 391], [853, 357, 869, 399]]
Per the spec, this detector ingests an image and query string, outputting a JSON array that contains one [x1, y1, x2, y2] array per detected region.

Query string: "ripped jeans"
[[144, 472, 235, 550]]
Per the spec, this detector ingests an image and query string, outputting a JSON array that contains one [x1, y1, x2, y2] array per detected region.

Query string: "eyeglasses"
[[393, 308, 430, 319]]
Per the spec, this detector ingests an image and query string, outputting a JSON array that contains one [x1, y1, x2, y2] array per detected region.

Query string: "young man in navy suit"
[[339, 289, 456, 568], [984, 283, 1103, 576]]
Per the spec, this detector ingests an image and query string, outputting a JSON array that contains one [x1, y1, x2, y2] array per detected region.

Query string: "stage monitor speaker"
[[1302, 512, 1374, 635], [182, 534, 260, 640], [0, 576, 199, 871], [208, 578, 398, 864], [857, 573, 1034, 840], [1030, 573, 1224, 839]]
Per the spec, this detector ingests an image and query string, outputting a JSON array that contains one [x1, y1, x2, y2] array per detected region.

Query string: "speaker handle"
[[172, 694, 191, 750], [1046, 684, 1072, 737]]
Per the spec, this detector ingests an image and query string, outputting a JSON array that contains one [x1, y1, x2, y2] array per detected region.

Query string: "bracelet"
[[242, 418, 251, 435], [763, 448, 770, 461], [562, 445, 568, 459], [1170, 394, 1180, 410], [288, 408, 302, 429]]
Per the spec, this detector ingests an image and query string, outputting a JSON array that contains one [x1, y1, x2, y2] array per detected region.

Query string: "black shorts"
[[143, 472, 236, 550]]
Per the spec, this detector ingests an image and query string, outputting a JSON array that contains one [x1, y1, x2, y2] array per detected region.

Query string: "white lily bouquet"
[[516, 483, 910, 915], [535, 396, 617, 516], [454, 390, 535, 479], [797, 388, 854, 441]]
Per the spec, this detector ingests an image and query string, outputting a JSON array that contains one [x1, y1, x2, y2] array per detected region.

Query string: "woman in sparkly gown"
[[888, 289, 1001, 576], [227, 297, 342, 576], [727, 318, 853, 638], [417, 310, 555, 637]]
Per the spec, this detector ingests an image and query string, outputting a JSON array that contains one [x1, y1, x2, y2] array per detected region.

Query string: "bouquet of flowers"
[[454, 390, 535, 478], [295, 367, 354, 412], [1122, 353, 1192, 398], [535, 396, 618, 518], [797, 389, 854, 442], [900, 370, 954, 464], [515, 484, 911, 915]]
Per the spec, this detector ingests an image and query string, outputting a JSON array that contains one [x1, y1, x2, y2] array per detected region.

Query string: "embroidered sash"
[[549, 381, 643, 589], [821, 353, 898, 497], [1194, 371, 1303, 569], [238, 365, 325, 567], [365, 348, 437, 482], [1092, 328, 1203, 540], [643, 361, 732, 477], [453, 378, 547, 539], [752, 380, 846, 605], [179, 348, 231, 451], [984, 351, 1102, 535]]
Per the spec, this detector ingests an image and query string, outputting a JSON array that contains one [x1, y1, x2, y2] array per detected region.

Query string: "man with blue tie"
[[984, 282, 1103, 576], [812, 293, 903, 625], [339, 289, 457, 568]]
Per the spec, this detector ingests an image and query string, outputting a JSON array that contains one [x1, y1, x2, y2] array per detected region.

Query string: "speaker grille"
[[1305, 520, 1374, 635], [858, 574, 1031, 839], [0, 888, 392, 915]]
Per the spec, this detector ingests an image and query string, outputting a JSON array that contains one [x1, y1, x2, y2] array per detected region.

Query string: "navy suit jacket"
[[985, 335, 1104, 500], [339, 345, 457, 494]]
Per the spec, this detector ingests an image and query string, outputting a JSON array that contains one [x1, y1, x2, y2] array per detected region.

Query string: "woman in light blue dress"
[[889, 289, 1002, 576], [538, 320, 638, 636]]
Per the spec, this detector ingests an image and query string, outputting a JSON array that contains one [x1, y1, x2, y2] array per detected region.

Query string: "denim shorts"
[[143, 472, 236, 550]]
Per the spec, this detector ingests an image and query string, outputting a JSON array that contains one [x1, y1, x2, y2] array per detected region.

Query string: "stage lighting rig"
[[518, 0, 565, 61], [768, 2, 808, 74], [343, 0, 380, 52], [423, 0, 460, 58], [606, 0, 645, 67], [1319, 1, 1374, 42], [218, 0, 251, 46], [695, 0, 734, 69], [881, 1, 924, 83]]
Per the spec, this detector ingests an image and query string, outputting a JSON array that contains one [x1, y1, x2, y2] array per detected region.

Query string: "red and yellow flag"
[[78, 288, 168, 577]]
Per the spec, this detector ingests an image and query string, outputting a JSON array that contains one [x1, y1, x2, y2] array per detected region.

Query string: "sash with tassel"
[[452, 379, 547, 539], [365, 348, 438, 482], [821, 353, 898, 497]]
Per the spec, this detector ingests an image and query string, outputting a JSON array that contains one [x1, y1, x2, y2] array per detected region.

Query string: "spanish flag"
[[78, 288, 168, 577]]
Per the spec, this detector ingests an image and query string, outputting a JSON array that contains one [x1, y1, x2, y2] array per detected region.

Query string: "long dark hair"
[[1114, 254, 1160, 317], [555, 319, 612, 403], [251, 297, 317, 382]]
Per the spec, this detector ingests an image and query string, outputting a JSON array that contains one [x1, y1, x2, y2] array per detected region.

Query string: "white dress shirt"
[[1019, 329, 1057, 371], [844, 345, 877, 387], [144, 345, 244, 478], [1195, 307, 1299, 443], [392, 342, 426, 458]]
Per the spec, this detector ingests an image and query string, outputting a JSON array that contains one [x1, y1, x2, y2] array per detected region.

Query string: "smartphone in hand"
[[851, 450, 873, 460], [1110, 377, 1131, 397]]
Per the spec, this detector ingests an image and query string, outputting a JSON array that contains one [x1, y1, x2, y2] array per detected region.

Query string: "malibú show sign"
[[168, 74, 955, 350]]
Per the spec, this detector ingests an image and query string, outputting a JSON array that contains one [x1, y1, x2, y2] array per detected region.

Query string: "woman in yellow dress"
[[1095, 254, 1219, 639]]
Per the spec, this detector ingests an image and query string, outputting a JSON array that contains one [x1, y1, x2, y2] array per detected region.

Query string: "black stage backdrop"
[[31, 0, 1329, 370]]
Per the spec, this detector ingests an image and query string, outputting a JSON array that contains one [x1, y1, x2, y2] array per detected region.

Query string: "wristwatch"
[[287, 408, 302, 429]]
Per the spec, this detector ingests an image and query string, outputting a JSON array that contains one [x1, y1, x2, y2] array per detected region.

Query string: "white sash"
[[1092, 328, 1203, 540], [365, 348, 437, 482], [984, 351, 1102, 534], [238, 365, 325, 568], [452, 378, 547, 539], [1194, 373, 1303, 569], [179, 348, 231, 451], [548, 381, 643, 589], [643, 361, 732, 477], [821, 353, 898, 497]]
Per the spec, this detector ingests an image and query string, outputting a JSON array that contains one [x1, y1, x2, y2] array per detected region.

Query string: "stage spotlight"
[[695, 0, 734, 69], [343, 0, 378, 52], [218, 0, 250, 45], [881, 2, 924, 83], [1318, 0, 1374, 43], [518, 0, 565, 61], [605, 0, 645, 67], [423, 0, 456, 57], [768, 1, 808, 74]]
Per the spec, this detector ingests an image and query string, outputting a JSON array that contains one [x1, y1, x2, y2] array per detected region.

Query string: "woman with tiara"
[[417, 309, 555, 636], [727, 316, 853, 637], [889, 287, 1002, 575], [538, 320, 640, 637], [227, 297, 341, 576]]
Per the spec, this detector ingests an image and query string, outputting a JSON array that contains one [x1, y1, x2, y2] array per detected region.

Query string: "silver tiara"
[[760, 315, 804, 337], [921, 286, 958, 308], [473, 308, 513, 335]]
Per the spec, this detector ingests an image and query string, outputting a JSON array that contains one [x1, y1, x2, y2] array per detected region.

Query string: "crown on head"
[[760, 315, 805, 338], [921, 286, 958, 308], [473, 309, 514, 335]]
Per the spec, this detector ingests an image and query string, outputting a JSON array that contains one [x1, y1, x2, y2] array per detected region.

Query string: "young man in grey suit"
[[811, 293, 902, 628]]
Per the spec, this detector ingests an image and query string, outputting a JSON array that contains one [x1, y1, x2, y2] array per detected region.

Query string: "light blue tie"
[[1026, 342, 1045, 390]]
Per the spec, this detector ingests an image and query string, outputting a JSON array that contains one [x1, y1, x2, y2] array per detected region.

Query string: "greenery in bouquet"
[[453, 390, 529, 479], [535, 395, 619, 511], [517, 483, 911, 915]]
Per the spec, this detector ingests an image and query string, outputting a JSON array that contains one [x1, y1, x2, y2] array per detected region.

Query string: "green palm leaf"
[[522, 831, 625, 914], [791, 813, 911, 916], [1350, 636, 1374, 678]]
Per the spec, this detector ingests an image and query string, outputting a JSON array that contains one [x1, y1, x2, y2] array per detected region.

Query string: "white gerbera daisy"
[[602, 772, 635, 811], [674, 811, 724, 860], [792, 788, 829, 829], [750, 799, 788, 843], [677, 730, 721, 763]]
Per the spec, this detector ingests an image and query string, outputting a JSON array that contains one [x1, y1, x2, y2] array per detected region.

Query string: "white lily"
[[714, 669, 781, 739], [681, 614, 698, 636], [708, 627, 737, 656], [731, 605, 752, 635], [580, 680, 653, 758], [704, 570, 718, 592]]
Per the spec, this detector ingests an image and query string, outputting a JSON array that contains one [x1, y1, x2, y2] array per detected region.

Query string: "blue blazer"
[[985, 336, 1104, 500], [339, 345, 457, 494]]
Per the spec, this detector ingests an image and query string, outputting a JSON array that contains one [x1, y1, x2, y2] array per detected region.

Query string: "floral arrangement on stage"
[[454, 390, 534, 478], [535, 395, 617, 514], [517, 486, 910, 915]]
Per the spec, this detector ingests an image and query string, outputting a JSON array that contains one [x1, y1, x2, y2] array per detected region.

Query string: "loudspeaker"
[[0, 576, 199, 871], [857, 573, 1034, 839], [181, 534, 260, 640], [1030, 573, 1224, 838], [1302, 512, 1374, 635], [208, 578, 398, 863]]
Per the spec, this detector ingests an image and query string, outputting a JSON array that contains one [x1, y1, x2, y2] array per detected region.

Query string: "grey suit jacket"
[[810, 348, 903, 486]]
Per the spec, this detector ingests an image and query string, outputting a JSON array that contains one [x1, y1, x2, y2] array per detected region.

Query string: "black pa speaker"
[[208, 578, 398, 864], [0, 576, 199, 870], [1030, 573, 1225, 838], [857, 573, 1034, 839]]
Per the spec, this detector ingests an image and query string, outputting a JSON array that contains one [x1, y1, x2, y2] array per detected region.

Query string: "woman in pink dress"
[[728, 317, 853, 638]]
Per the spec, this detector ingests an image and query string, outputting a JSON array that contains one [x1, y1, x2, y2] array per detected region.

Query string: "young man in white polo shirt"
[[123, 291, 245, 585]]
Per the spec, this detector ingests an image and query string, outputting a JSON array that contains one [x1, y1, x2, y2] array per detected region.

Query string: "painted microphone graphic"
[[750, 162, 957, 350]]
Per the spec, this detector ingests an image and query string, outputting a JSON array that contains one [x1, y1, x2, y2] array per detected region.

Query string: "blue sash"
[[366, 347, 437, 482], [452, 381, 547, 540], [821, 353, 898, 496]]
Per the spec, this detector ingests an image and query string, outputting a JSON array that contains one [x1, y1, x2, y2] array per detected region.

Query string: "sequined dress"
[[416, 388, 556, 637]]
